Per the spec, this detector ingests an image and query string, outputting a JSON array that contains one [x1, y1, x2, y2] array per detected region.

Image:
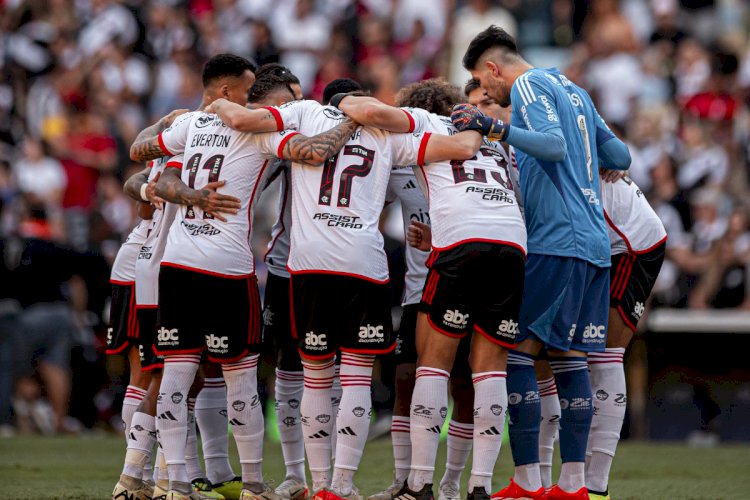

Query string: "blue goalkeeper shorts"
[[517, 254, 609, 352]]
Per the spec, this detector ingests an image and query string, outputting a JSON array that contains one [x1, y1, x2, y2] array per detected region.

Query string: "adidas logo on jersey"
[[403, 180, 417, 189], [205, 334, 229, 352], [443, 309, 469, 329], [633, 301, 645, 319], [496, 319, 519, 338], [157, 327, 179, 345], [582, 323, 605, 341], [304, 331, 327, 350], [358, 324, 384, 342]]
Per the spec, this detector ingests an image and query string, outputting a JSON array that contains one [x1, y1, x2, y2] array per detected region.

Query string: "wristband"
[[140, 183, 149, 202], [329, 93, 349, 109]]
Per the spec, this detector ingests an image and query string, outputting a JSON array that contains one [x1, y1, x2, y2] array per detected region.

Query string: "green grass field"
[[1, 435, 749, 500]]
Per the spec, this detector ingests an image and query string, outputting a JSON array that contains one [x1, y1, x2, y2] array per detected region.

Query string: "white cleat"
[[437, 482, 461, 500], [367, 480, 403, 500], [275, 476, 310, 500]]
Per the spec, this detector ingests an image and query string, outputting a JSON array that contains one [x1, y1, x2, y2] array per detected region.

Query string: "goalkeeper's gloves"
[[451, 103, 509, 141]]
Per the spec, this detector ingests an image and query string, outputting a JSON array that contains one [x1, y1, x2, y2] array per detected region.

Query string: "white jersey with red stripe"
[[403, 107, 527, 253], [263, 161, 292, 279], [601, 175, 667, 255], [110, 159, 168, 284], [135, 155, 183, 306], [157, 111, 290, 277], [386, 167, 429, 305], [270, 100, 424, 282]]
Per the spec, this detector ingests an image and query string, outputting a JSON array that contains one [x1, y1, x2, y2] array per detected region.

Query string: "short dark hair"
[[395, 78, 463, 117], [255, 63, 300, 85], [462, 25, 518, 70], [247, 74, 295, 104], [464, 78, 481, 97], [323, 78, 362, 104], [202, 53, 257, 87]]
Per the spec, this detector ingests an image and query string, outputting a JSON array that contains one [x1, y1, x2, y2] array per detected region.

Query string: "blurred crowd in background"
[[1, 0, 750, 435]]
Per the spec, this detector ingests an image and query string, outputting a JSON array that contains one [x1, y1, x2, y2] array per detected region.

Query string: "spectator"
[[13, 138, 67, 210]]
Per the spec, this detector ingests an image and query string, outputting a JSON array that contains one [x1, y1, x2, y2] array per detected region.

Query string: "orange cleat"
[[491, 478, 545, 499]]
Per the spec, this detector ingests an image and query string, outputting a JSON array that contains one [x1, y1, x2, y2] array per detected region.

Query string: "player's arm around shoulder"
[[335, 94, 414, 133], [279, 118, 359, 166], [419, 130, 482, 165], [130, 109, 190, 161], [205, 98, 283, 133]]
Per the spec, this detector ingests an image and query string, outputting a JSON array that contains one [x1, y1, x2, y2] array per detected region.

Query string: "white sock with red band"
[[301, 358, 336, 491], [392, 416, 412, 484], [408, 367, 450, 491], [331, 353, 375, 497], [440, 420, 472, 489]]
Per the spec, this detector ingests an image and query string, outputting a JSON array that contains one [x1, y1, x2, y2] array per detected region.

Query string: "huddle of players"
[[107, 25, 667, 500]]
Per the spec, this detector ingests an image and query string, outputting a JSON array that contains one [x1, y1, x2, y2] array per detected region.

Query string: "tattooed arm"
[[123, 167, 151, 201], [280, 118, 358, 166], [205, 98, 282, 133], [129, 109, 189, 161], [155, 167, 241, 222]]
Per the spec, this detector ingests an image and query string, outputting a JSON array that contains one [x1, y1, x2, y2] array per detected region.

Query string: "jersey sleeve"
[[271, 100, 322, 131], [390, 131, 429, 167], [166, 153, 184, 169], [510, 73, 561, 134], [157, 112, 194, 156], [251, 130, 301, 159], [400, 107, 434, 134]]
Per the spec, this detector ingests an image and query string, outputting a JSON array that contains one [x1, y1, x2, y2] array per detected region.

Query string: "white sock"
[[276, 370, 306, 481], [123, 385, 146, 437], [157, 355, 200, 491], [538, 377, 560, 489], [559, 462, 585, 493], [332, 353, 374, 496], [391, 416, 411, 484], [513, 463, 542, 493], [185, 397, 203, 482], [122, 411, 156, 479], [196, 379, 235, 484], [440, 420, 472, 488], [330, 363, 342, 461], [408, 367, 449, 491], [469, 372, 507, 493], [302, 358, 335, 491], [586, 348, 626, 493], [222, 355, 264, 484]]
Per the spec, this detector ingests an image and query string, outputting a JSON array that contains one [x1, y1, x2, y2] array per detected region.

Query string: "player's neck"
[[506, 62, 534, 86]]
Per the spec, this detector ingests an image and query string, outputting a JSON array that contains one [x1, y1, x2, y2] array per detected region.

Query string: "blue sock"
[[507, 351, 540, 466], [549, 357, 592, 463]]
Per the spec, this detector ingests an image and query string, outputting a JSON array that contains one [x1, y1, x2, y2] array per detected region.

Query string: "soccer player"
[[130, 76, 357, 500], [206, 93, 484, 500], [454, 26, 631, 499], [334, 79, 526, 500]]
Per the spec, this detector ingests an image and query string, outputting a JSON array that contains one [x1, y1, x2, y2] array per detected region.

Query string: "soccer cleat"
[[167, 491, 224, 500], [543, 486, 590, 499], [586, 493, 609, 500], [240, 483, 285, 500], [467, 487, 490, 500], [437, 482, 460, 500], [491, 478, 545, 499], [368, 480, 403, 500], [392, 482, 434, 500], [275, 476, 309, 500], [311, 487, 362, 500], [153, 483, 168, 500], [192, 478, 226, 500], [113, 478, 154, 500], [212, 477, 243, 500]]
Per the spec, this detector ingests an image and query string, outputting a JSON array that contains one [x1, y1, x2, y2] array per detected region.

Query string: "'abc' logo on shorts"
[[205, 334, 229, 349], [305, 331, 327, 348], [358, 324, 384, 340], [582, 323, 605, 340], [443, 309, 469, 328], [157, 327, 179, 342]]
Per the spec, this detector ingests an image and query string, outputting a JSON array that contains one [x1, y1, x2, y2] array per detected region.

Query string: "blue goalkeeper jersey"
[[510, 67, 617, 268]]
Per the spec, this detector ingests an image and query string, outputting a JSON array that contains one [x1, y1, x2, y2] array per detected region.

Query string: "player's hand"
[[146, 172, 166, 210], [599, 167, 626, 183], [163, 108, 190, 127], [451, 103, 508, 141], [203, 99, 227, 115], [407, 220, 432, 252], [194, 180, 241, 223]]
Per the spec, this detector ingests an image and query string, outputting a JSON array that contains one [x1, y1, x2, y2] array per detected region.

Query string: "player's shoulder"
[[163, 110, 198, 133], [402, 107, 453, 134]]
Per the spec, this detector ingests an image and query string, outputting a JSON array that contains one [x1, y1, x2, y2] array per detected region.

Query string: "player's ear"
[[220, 84, 230, 99], [486, 61, 500, 78]]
